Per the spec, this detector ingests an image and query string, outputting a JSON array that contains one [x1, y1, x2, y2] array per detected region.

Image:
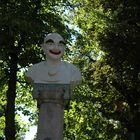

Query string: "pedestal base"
[[37, 102, 64, 140], [32, 84, 70, 140]]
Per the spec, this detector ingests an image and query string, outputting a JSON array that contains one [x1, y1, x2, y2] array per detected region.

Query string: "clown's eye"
[[46, 39, 54, 45], [58, 41, 65, 47], [59, 41, 65, 45]]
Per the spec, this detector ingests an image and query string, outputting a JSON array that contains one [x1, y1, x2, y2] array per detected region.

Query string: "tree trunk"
[[134, 112, 140, 140], [5, 53, 18, 140]]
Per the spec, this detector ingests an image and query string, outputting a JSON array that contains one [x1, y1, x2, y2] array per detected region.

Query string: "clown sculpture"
[[25, 33, 81, 140]]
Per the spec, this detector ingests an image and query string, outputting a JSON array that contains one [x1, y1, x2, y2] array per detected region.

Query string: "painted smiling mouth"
[[49, 50, 61, 55]]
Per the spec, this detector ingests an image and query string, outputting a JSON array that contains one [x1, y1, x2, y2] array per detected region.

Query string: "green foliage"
[[63, 0, 140, 139], [0, 84, 7, 138]]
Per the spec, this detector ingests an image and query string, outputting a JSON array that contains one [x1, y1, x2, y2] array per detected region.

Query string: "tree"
[[98, 0, 140, 139], [64, 0, 140, 139]]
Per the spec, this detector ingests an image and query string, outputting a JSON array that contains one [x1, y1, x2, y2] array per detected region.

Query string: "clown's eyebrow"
[[46, 39, 54, 43], [59, 40, 65, 45]]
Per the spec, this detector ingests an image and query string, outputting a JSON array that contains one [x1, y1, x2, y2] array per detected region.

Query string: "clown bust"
[[25, 33, 81, 87]]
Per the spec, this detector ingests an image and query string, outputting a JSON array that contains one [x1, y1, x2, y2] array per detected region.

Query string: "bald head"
[[44, 33, 65, 44]]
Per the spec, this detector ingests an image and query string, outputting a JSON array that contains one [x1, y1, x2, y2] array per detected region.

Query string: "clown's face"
[[42, 33, 65, 61]]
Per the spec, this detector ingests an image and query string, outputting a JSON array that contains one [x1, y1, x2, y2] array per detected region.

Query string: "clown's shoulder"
[[26, 61, 46, 75], [29, 61, 47, 69], [62, 61, 81, 73]]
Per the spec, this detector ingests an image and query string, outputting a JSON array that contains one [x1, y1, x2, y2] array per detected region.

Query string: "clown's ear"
[[40, 43, 46, 52], [40, 42, 44, 48]]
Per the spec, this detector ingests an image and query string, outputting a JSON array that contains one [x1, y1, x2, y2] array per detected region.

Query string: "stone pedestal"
[[32, 83, 71, 140]]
